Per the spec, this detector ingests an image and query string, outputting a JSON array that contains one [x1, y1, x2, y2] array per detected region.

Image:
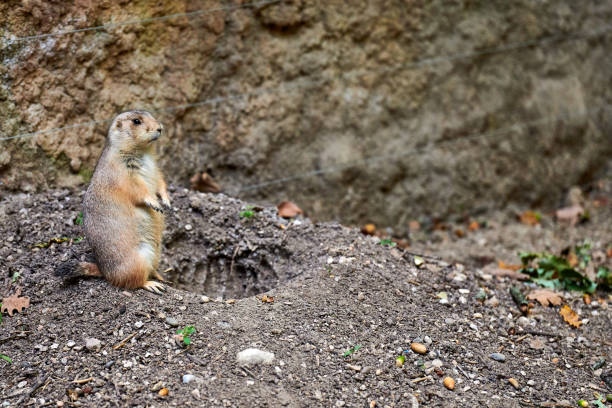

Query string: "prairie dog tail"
[[56, 260, 103, 281]]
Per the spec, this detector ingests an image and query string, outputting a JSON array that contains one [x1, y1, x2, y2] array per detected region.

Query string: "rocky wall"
[[1, 0, 611, 233]]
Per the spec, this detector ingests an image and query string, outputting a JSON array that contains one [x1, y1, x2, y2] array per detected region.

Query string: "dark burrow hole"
[[164, 245, 300, 300]]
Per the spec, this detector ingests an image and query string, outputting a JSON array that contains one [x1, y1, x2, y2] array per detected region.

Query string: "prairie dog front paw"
[[158, 191, 171, 209], [144, 198, 164, 213]]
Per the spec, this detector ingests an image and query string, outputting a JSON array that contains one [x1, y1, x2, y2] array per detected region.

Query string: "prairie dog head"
[[108, 111, 163, 151]]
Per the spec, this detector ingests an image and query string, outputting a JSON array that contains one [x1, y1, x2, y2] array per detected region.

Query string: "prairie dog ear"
[[116, 120, 122, 129]]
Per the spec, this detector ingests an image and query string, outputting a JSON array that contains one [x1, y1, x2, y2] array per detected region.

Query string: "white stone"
[[85, 338, 101, 352], [236, 348, 275, 365], [183, 374, 196, 384]]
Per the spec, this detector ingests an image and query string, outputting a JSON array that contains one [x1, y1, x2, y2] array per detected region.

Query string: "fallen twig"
[[113, 332, 137, 350], [185, 352, 208, 366], [515, 334, 529, 343], [72, 377, 94, 384], [411, 376, 432, 384], [16, 375, 48, 406]]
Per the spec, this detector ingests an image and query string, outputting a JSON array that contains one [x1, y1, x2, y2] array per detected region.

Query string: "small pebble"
[[490, 353, 506, 362], [66, 341, 76, 348], [357, 292, 365, 301], [165, 317, 179, 327], [430, 359, 443, 368], [134, 321, 144, 329], [517, 316, 530, 326], [182, 374, 196, 384], [443, 377, 455, 390], [485, 296, 500, 307], [184, 224, 193, 231], [527, 379, 535, 386], [191, 388, 200, 399], [85, 338, 101, 352], [410, 343, 427, 354], [201, 296, 210, 303]]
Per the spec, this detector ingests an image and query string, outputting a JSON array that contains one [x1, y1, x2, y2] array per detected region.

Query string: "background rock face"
[[1, 0, 611, 233]]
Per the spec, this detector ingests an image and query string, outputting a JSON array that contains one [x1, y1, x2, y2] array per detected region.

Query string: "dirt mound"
[[0, 188, 610, 407]]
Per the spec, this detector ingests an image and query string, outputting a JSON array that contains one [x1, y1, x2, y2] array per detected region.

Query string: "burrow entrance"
[[163, 232, 302, 300]]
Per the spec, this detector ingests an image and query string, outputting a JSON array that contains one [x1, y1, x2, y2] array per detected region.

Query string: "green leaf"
[[519, 252, 540, 265], [597, 266, 611, 279], [0, 354, 12, 364], [596, 266, 611, 290], [183, 337, 191, 346], [239, 210, 254, 218], [538, 256, 570, 273], [74, 212, 84, 226], [530, 278, 560, 289], [343, 345, 362, 357], [378, 239, 396, 247]]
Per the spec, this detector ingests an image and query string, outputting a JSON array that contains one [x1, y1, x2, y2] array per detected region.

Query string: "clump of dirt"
[[0, 187, 610, 407]]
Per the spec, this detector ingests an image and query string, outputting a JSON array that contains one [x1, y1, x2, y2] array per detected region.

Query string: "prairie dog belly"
[[140, 154, 158, 192], [134, 207, 157, 267]]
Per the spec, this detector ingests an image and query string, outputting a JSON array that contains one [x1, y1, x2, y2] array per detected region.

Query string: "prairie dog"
[[80, 110, 170, 293]]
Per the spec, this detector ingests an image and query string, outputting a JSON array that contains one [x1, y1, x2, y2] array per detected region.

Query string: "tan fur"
[[83, 110, 170, 293]]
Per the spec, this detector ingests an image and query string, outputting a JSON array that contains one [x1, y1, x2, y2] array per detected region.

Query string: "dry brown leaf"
[[583, 294, 591, 305], [608, 247, 612, 258], [361, 223, 376, 235], [498, 260, 522, 271], [277, 201, 303, 218], [454, 228, 465, 238], [526, 289, 563, 307], [559, 304, 582, 328], [555, 204, 584, 226], [468, 221, 479, 231], [1, 288, 30, 317], [260, 295, 274, 303], [189, 172, 221, 193], [519, 210, 541, 226]]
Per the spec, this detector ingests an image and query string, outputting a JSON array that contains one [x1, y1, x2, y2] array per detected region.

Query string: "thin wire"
[[236, 105, 607, 194], [2, 23, 610, 142], [11, 0, 282, 42]]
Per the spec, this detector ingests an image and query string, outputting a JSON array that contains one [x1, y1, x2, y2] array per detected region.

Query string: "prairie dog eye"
[[132, 118, 142, 125]]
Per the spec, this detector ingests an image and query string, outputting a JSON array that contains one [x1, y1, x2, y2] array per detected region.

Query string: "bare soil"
[[0, 185, 610, 407]]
